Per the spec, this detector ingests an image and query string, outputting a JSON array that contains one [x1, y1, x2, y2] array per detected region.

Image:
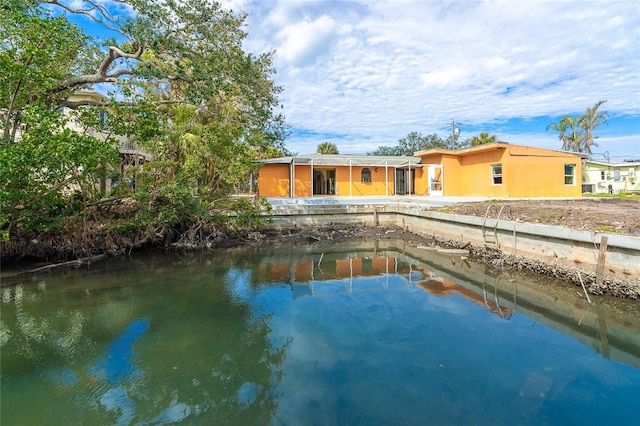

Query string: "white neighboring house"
[[582, 159, 640, 194], [63, 91, 153, 192]]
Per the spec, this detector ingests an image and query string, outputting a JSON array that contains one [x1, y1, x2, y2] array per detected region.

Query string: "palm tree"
[[546, 116, 583, 152], [547, 101, 608, 153], [317, 142, 339, 154], [469, 132, 497, 146], [546, 119, 567, 149], [579, 100, 608, 154]]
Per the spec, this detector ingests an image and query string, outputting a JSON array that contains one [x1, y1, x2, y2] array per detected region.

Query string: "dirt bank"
[[438, 198, 640, 236]]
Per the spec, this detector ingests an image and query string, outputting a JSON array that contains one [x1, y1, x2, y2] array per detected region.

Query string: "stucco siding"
[[421, 154, 461, 196], [258, 163, 290, 197], [336, 166, 389, 196], [458, 149, 507, 197], [294, 165, 312, 197], [507, 151, 582, 197], [414, 167, 428, 196]]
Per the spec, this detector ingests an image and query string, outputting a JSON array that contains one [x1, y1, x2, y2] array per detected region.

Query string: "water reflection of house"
[[417, 274, 512, 319], [259, 257, 397, 284], [259, 255, 510, 319]]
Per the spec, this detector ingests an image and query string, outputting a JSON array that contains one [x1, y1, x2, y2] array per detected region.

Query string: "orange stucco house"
[[257, 143, 586, 198], [256, 154, 426, 197], [415, 142, 586, 197]]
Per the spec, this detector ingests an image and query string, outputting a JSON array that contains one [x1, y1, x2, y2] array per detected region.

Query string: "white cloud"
[[420, 69, 471, 88], [276, 15, 346, 66], [220, 0, 249, 12], [240, 1, 639, 155]]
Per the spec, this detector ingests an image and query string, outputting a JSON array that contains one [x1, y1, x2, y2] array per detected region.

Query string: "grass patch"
[[588, 192, 640, 200], [596, 225, 616, 233], [535, 211, 563, 221], [436, 206, 454, 213]]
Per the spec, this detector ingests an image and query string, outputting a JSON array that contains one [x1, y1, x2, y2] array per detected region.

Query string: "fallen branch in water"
[[11, 254, 107, 277]]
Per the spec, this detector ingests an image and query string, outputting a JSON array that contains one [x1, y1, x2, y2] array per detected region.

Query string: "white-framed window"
[[614, 168, 621, 180], [361, 167, 371, 183], [491, 164, 502, 185], [564, 164, 576, 185]]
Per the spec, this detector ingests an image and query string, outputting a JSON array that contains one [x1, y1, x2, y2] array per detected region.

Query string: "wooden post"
[[595, 235, 608, 286], [373, 206, 378, 226]]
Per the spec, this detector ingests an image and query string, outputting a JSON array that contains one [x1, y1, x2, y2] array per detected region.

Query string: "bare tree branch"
[[60, 98, 193, 109], [53, 45, 143, 92], [44, 0, 130, 38]]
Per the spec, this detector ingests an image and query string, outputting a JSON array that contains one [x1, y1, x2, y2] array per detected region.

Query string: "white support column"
[[291, 158, 295, 198], [349, 159, 352, 197], [385, 160, 389, 197]]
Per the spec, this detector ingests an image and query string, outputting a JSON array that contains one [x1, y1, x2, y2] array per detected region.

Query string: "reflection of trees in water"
[[1, 284, 92, 364], [128, 300, 289, 424], [0, 265, 289, 425]]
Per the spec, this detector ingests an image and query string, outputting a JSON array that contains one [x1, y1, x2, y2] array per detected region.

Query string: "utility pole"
[[451, 119, 462, 149]]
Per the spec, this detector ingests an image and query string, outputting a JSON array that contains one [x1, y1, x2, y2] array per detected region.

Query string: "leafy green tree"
[[317, 141, 339, 154], [470, 132, 497, 146], [368, 145, 399, 155], [369, 132, 448, 156], [0, 5, 119, 236], [1, 1, 87, 141], [0, 106, 120, 235], [0, 0, 286, 238]]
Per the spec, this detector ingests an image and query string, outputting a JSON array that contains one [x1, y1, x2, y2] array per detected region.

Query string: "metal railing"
[[482, 204, 512, 247]]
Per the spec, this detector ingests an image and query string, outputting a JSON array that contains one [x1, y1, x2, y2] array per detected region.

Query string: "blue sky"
[[63, 1, 640, 160], [228, 0, 640, 160]]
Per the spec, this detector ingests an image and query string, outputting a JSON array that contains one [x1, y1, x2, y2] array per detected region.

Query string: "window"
[[99, 110, 108, 129], [600, 171, 605, 180], [491, 164, 502, 185], [614, 168, 621, 180], [564, 164, 576, 185], [361, 168, 371, 183]]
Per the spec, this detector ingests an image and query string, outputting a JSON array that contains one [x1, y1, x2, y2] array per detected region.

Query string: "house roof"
[[259, 143, 590, 167], [257, 154, 422, 167], [67, 90, 107, 103], [413, 141, 505, 157], [586, 160, 640, 167], [414, 142, 589, 158]]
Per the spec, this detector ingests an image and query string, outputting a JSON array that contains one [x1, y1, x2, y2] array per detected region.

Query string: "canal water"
[[1, 239, 639, 425]]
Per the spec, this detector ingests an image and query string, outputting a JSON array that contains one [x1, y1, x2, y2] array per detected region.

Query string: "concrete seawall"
[[265, 198, 640, 280]]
